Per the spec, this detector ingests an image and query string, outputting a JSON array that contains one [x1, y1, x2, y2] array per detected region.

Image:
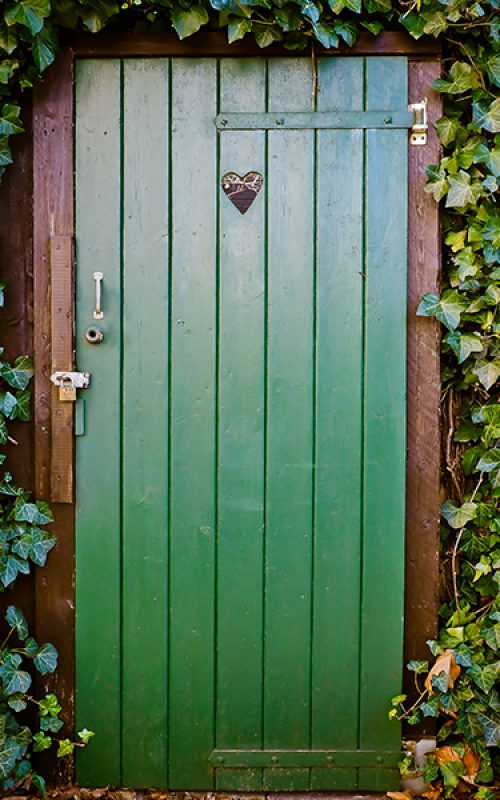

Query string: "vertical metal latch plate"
[[409, 98, 428, 145]]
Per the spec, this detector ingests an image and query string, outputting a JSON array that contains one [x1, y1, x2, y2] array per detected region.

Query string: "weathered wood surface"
[[50, 234, 74, 503], [73, 31, 441, 58], [404, 57, 442, 731], [33, 50, 75, 783]]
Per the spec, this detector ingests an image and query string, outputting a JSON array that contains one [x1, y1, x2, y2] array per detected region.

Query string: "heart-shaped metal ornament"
[[221, 171, 264, 214]]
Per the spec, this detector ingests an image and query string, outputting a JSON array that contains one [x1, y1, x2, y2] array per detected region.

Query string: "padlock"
[[59, 376, 76, 402]]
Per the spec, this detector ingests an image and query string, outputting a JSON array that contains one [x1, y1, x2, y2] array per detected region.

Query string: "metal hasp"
[[409, 98, 428, 145], [50, 370, 91, 402]]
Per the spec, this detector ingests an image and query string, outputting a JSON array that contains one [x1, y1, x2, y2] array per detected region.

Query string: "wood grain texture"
[[33, 50, 76, 784], [72, 31, 441, 58], [50, 235, 74, 503], [405, 57, 442, 728], [74, 58, 122, 786]]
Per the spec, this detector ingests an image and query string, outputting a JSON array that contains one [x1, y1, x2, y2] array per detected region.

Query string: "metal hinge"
[[409, 98, 428, 145]]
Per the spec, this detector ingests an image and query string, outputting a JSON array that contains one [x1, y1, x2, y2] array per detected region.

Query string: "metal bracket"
[[409, 98, 428, 145], [50, 371, 91, 390]]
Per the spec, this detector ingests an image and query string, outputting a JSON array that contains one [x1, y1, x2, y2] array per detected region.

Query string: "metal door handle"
[[93, 271, 104, 319]]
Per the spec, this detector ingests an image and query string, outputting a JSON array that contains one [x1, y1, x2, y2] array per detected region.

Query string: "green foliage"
[[0, 287, 93, 794], [0, 0, 497, 794], [0, 605, 68, 793]]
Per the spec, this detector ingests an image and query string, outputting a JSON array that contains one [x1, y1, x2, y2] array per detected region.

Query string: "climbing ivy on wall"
[[0, 0, 498, 796]]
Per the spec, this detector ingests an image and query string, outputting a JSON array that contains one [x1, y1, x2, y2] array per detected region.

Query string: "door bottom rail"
[[209, 750, 402, 769]]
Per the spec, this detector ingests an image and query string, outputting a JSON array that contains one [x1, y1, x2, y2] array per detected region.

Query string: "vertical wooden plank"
[[33, 51, 76, 784], [311, 57, 364, 791], [168, 58, 217, 790], [75, 59, 122, 786], [359, 56, 407, 791], [264, 58, 314, 792], [216, 58, 266, 793], [121, 59, 169, 787], [50, 234, 74, 503], [405, 58, 441, 730]]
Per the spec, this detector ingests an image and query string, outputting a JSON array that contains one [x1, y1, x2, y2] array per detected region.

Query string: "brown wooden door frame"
[[31, 32, 441, 783]]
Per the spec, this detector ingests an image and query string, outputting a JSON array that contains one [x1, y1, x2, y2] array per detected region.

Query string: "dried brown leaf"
[[463, 746, 480, 782], [425, 650, 461, 694], [435, 745, 461, 764]]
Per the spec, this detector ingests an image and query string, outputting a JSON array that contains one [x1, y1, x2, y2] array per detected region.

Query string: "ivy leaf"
[[445, 331, 483, 363], [253, 25, 282, 47], [485, 53, 500, 87], [7, 694, 27, 712], [421, 696, 440, 717], [441, 500, 477, 529], [40, 716, 64, 733], [171, 6, 209, 39], [32, 732, 52, 753], [31, 774, 46, 795], [435, 116, 461, 147], [300, 0, 320, 23], [5, 605, 28, 640], [468, 663, 498, 693], [329, 0, 361, 12], [476, 449, 500, 472], [14, 499, 53, 525], [407, 659, 429, 673], [472, 98, 500, 133], [33, 642, 58, 674], [77, 728, 95, 744], [32, 26, 58, 72], [0, 23, 19, 54], [0, 355, 34, 389], [57, 739, 74, 757], [361, 20, 383, 35], [422, 11, 447, 37], [4, 3, 44, 36], [38, 693, 61, 717], [334, 20, 357, 47], [80, 0, 118, 32], [400, 12, 427, 39], [4, 668, 32, 696], [0, 104, 23, 136], [0, 739, 21, 779], [311, 21, 338, 48], [227, 17, 252, 42], [23, 0, 51, 18], [446, 170, 481, 209], [433, 62, 474, 94], [472, 359, 500, 390], [477, 713, 500, 746], [417, 290, 469, 331]]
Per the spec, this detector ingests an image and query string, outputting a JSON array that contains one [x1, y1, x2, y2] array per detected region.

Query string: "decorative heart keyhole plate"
[[221, 171, 264, 214]]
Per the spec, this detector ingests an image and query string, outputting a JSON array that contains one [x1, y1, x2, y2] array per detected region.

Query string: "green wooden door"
[[75, 55, 408, 792]]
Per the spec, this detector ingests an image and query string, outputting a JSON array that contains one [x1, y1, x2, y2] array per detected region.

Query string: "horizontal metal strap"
[[209, 748, 402, 769], [216, 111, 414, 131]]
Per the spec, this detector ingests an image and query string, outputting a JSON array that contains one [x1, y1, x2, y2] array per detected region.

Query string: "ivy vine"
[[0, 0, 498, 796], [0, 293, 93, 794]]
